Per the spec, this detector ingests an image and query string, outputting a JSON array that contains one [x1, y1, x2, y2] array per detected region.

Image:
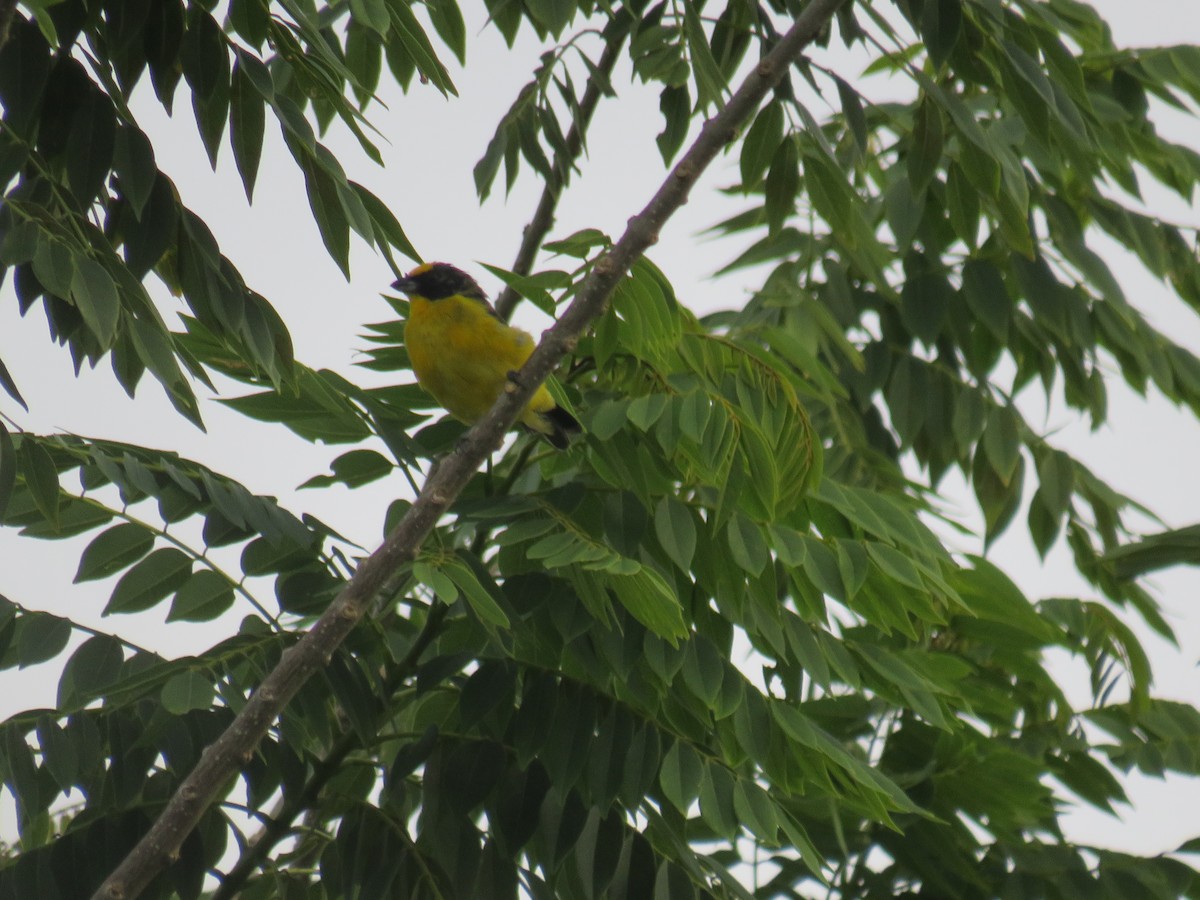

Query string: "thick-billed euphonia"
[[391, 263, 582, 449]]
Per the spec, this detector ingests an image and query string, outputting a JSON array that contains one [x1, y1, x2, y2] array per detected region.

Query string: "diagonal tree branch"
[[209, 601, 450, 899], [494, 14, 631, 322], [92, 2, 847, 897]]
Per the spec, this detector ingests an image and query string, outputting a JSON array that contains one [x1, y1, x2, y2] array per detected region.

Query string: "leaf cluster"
[[3, 1, 1200, 899]]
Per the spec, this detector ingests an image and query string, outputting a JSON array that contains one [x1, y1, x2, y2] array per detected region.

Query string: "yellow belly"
[[405, 295, 556, 428]]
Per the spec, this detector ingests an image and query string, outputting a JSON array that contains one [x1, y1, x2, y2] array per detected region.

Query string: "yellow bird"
[[391, 262, 582, 449]]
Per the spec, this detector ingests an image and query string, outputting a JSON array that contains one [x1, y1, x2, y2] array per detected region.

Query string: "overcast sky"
[[2, 0, 1200, 860]]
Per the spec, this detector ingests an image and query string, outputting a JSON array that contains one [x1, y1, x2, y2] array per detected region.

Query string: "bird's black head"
[[391, 263, 485, 302]]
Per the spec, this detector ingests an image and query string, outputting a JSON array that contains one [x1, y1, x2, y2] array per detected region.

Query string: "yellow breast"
[[405, 294, 553, 424]]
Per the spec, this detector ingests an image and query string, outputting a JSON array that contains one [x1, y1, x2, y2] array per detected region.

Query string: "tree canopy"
[[2, 0, 1200, 898]]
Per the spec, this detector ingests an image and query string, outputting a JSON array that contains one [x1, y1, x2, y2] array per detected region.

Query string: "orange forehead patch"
[[408, 262, 443, 277]]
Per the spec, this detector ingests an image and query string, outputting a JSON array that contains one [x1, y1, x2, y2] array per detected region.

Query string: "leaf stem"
[[494, 14, 631, 322]]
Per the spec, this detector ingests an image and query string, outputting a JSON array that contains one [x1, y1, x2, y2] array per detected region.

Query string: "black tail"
[[541, 405, 583, 450]]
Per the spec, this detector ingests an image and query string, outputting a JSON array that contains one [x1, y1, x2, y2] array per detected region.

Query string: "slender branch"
[[3, 599, 151, 659], [79, 497, 284, 631], [91, 4, 847, 896], [211, 739, 348, 900], [494, 15, 630, 322], [209, 602, 449, 900]]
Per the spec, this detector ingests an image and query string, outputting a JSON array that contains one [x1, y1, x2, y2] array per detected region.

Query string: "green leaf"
[[479, 262, 561, 317], [384, 0, 457, 96], [627, 393, 669, 431], [29, 5, 59, 47], [346, 20, 383, 107], [19, 440, 60, 528], [105, 547, 193, 615], [427, 0, 467, 64], [74, 523, 155, 583], [973, 448, 1025, 547], [241, 535, 311, 577], [681, 636, 724, 709], [677, 390, 713, 442], [982, 406, 1021, 485], [70, 257, 121, 349], [0, 726, 42, 823], [884, 173, 922, 251], [445, 559, 510, 629], [609, 566, 687, 643], [654, 496, 696, 572], [865, 541, 927, 592], [900, 271, 952, 345], [66, 86, 117, 205], [659, 739, 702, 812], [656, 84, 690, 165], [837, 541, 870, 600], [113, 125, 158, 220], [733, 779, 779, 844], [962, 258, 1012, 342], [653, 861, 696, 900], [230, 54, 267, 201], [36, 717, 78, 793], [740, 103, 783, 190], [908, 97, 944, 193], [57, 634, 124, 709], [765, 136, 799, 234], [186, 16, 231, 168], [803, 150, 888, 276], [302, 448, 394, 489], [16, 612, 71, 668], [946, 162, 980, 248], [921, 0, 962, 70], [289, 140, 351, 278], [681, 0, 726, 110], [525, 0, 575, 36], [161, 669, 215, 714], [768, 524, 808, 568], [474, 124, 507, 200], [779, 812, 826, 878], [350, 0, 390, 35], [123, 173, 179, 277], [1105, 525, 1200, 580], [181, 8, 225, 99], [801, 536, 843, 600], [727, 514, 769, 577], [167, 569, 236, 622], [0, 219, 37, 267], [698, 762, 738, 840], [31, 235, 75, 299], [0, 357, 27, 411], [544, 228, 609, 258], [0, 423, 16, 519], [832, 75, 869, 158], [226, 0, 270, 45], [130, 313, 198, 424], [353, 182, 421, 263]]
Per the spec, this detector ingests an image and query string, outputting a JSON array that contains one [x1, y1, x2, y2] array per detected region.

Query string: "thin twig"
[[494, 14, 631, 322], [91, 4, 847, 896], [210, 601, 449, 900]]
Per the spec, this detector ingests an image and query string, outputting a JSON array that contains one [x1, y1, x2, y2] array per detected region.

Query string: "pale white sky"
[[2, 0, 1199, 861]]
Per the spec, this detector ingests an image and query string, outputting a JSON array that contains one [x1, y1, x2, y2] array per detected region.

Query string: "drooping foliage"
[[2, 1, 1200, 898]]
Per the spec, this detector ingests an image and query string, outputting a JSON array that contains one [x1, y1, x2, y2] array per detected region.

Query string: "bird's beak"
[[391, 277, 417, 294]]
